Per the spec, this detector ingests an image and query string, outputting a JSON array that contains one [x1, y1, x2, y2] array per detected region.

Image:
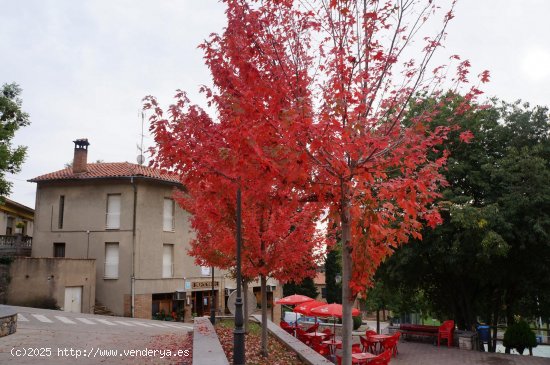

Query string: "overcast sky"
[[1, 0, 549, 209]]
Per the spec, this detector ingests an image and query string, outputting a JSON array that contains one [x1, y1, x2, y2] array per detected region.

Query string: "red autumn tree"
[[145, 82, 325, 356], [176, 1, 488, 363]]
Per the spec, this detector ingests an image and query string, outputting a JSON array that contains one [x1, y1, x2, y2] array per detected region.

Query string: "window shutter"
[[162, 244, 173, 278], [163, 199, 174, 231], [104, 243, 119, 279], [106, 195, 121, 229]]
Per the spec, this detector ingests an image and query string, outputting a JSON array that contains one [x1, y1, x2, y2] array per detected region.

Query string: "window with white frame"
[[104, 242, 119, 279], [106, 194, 121, 229], [162, 244, 174, 278], [163, 198, 175, 232]]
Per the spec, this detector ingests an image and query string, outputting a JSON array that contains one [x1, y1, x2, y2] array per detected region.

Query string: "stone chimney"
[[73, 139, 90, 173]]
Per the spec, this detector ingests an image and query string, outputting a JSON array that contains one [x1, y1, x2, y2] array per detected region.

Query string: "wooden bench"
[[398, 324, 439, 342]]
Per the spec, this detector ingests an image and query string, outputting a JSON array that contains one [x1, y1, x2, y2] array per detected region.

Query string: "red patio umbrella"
[[293, 300, 325, 316], [310, 303, 361, 338], [293, 300, 325, 335], [275, 294, 314, 305], [276, 295, 314, 334]]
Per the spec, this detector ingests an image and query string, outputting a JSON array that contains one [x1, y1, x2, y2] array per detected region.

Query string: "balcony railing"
[[0, 235, 32, 257]]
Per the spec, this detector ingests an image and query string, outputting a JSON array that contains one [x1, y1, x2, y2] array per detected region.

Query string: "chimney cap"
[[73, 138, 90, 149]]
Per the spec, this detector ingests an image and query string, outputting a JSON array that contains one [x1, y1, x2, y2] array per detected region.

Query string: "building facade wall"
[[31, 178, 228, 318], [32, 180, 134, 315], [6, 257, 95, 313]]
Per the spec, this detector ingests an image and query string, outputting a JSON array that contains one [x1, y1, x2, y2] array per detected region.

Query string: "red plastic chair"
[[336, 342, 362, 353], [438, 320, 455, 347], [394, 331, 401, 341], [296, 328, 312, 346], [322, 328, 333, 340], [309, 334, 326, 348], [380, 334, 399, 357], [280, 321, 295, 335], [366, 329, 378, 336], [369, 349, 392, 365], [335, 351, 369, 365], [360, 335, 377, 354], [313, 342, 331, 357], [305, 323, 320, 333]]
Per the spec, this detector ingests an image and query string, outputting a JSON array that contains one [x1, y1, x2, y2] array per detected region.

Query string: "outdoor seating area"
[[279, 320, 400, 365], [277, 294, 401, 364], [398, 320, 455, 347]]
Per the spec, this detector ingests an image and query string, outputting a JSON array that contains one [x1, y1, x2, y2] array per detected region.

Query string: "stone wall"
[[0, 307, 17, 337], [0, 261, 11, 304]]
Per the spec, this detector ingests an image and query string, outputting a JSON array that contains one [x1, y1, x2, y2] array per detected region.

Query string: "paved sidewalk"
[[0, 306, 192, 364], [392, 342, 550, 365]]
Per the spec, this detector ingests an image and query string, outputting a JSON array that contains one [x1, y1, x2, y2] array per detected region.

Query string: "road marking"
[[148, 323, 169, 328], [55, 316, 76, 324], [32, 314, 53, 323], [133, 322, 152, 327], [164, 323, 192, 329], [113, 321, 135, 326], [17, 314, 29, 322], [95, 319, 116, 326], [76, 318, 96, 325]]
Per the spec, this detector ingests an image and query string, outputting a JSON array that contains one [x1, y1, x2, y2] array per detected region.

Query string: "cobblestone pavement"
[[391, 341, 550, 365]]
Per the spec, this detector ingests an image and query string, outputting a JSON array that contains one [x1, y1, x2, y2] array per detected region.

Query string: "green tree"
[[378, 99, 550, 351], [283, 277, 319, 300], [0, 83, 30, 196], [325, 246, 342, 304]]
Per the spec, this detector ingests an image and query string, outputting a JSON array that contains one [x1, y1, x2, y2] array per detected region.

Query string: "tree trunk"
[[376, 309, 380, 334], [243, 280, 250, 333], [489, 294, 500, 353], [260, 275, 268, 357], [341, 191, 353, 365]]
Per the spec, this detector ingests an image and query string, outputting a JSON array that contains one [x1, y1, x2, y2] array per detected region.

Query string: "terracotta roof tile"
[[29, 162, 180, 184]]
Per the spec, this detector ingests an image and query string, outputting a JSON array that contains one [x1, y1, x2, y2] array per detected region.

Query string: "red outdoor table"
[[368, 334, 391, 340], [367, 334, 391, 354], [352, 352, 376, 364], [322, 339, 342, 355], [304, 332, 328, 340]]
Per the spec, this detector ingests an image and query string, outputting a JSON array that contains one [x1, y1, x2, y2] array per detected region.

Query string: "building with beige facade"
[[29, 139, 229, 319], [0, 198, 34, 237]]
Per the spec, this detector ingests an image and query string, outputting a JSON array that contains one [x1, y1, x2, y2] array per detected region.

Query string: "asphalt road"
[[0, 305, 192, 364]]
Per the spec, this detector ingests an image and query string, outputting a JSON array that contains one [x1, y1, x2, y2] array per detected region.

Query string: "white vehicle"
[[283, 312, 302, 325]]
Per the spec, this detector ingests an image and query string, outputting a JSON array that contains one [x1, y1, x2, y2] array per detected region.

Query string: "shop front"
[[151, 292, 185, 321], [188, 280, 221, 317]]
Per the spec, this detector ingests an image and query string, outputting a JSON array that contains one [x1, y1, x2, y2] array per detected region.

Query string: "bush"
[[503, 320, 538, 355], [353, 316, 362, 330]]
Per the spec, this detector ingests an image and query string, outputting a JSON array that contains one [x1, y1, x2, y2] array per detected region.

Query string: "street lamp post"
[[233, 186, 245, 365], [210, 266, 216, 325]]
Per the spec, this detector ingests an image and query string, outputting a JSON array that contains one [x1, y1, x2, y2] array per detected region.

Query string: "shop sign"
[[192, 281, 219, 289]]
